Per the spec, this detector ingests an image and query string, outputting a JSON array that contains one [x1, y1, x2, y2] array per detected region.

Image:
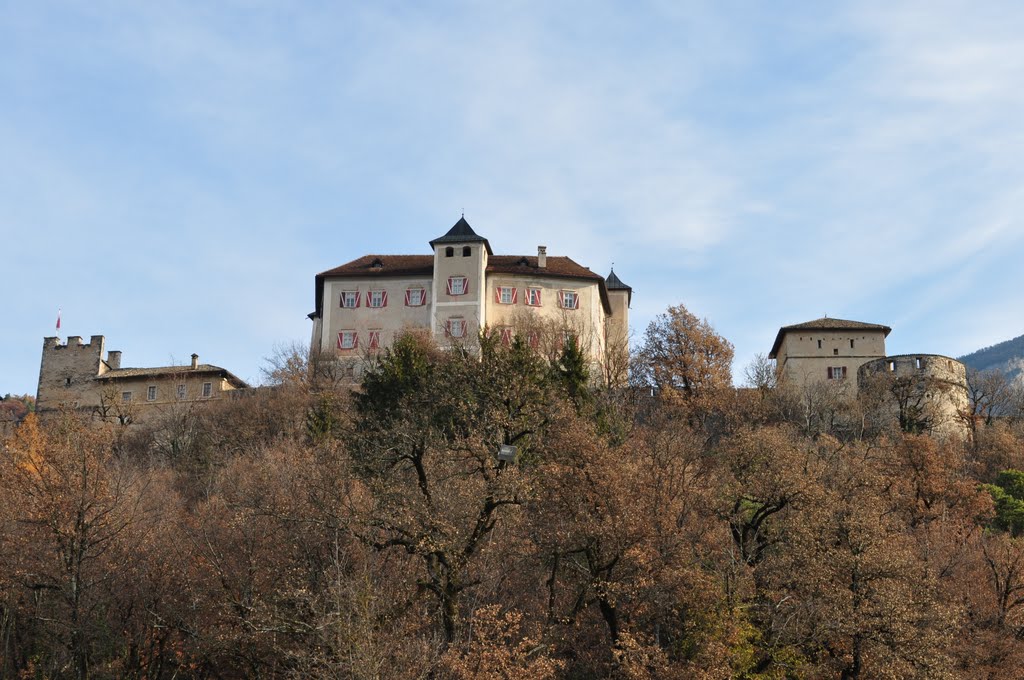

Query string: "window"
[[527, 331, 540, 349], [447, 276, 468, 296], [817, 339, 822, 349], [177, 384, 186, 399], [445, 246, 454, 257], [340, 290, 359, 308], [827, 366, 847, 380], [462, 246, 471, 257], [496, 286, 517, 304], [526, 287, 542, 306], [499, 327, 514, 346], [65, 377, 72, 386], [916, 357, 923, 369], [405, 287, 425, 306], [202, 382, 212, 398], [833, 348, 839, 356], [850, 339, 855, 349], [147, 386, 157, 401], [368, 330, 380, 350], [367, 290, 388, 308], [122, 391, 132, 403], [559, 290, 579, 310], [447, 318, 466, 338], [338, 331, 358, 350], [888, 360, 896, 372]]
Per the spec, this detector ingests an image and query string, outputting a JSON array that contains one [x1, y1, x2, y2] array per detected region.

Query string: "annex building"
[[36, 335, 248, 424], [309, 217, 631, 380]]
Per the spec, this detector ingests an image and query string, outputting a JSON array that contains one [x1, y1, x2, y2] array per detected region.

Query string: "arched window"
[[445, 247, 454, 257], [463, 246, 471, 257]]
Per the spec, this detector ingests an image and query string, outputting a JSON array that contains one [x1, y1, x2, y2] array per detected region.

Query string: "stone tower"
[[429, 217, 492, 342], [36, 335, 118, 412]]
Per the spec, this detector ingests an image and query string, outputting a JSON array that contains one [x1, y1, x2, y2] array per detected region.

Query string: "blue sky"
[[3, 1, 1024, 394]]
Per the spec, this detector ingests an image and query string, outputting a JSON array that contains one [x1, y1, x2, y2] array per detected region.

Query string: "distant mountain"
[[959, 333, 1024, 385]]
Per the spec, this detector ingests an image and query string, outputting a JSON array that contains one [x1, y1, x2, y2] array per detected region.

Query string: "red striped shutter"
[[353, 333, 359, 348], [511, 288, 518, 304], [572, 293, 579, 310], [463, 277, 469, 295], [405, 289, 411, 306], [495, 287, 501, 303], [355, 289, 361, 307], [446, 277, 453, 295], [381, 291, 388, 307], [337, 332, 343, 349]]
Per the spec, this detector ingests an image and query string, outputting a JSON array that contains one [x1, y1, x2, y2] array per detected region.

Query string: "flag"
[[56, 308, 61, 331]]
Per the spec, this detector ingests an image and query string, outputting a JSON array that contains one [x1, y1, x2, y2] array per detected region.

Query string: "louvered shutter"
[[827, 367, 833, 379], [842, 366, 848, 378], [463, 277, 469, 295]]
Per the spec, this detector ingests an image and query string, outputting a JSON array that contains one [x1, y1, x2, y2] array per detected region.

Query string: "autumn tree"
[[635, 304, 734, 421], [349, 331, 552, 645]]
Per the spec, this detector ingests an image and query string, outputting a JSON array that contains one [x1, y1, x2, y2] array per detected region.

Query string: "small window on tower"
[[445, 247, 454, 257], [65, 377, 72, 386], [463, 246, 471, 257], [850, 339, 855, 349], [817, 339, 822, 349], [833, 348, 839, 356]]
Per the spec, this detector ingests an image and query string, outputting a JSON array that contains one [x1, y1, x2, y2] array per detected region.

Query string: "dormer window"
[[370, 258, 384, 269], [463, 246, 471, 257], [445, 247, 454, 257]]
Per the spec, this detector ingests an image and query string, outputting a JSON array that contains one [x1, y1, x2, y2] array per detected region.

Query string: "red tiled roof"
[[314, 254, 611, 316]]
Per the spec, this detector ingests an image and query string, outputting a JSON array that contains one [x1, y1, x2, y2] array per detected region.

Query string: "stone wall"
[[858, 354, 970, 440]]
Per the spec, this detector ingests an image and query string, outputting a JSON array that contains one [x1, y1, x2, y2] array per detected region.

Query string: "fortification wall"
[[858, 354, 969, 440]]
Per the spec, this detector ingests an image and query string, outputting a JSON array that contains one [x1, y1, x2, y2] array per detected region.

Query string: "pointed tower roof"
[[605, 268, 632, 305], [429, 216, 493, 255]]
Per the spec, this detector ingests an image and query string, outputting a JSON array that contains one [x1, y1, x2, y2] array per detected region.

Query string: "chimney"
[[191, 353, 199, 369], [107, 351, 121, 370], [537, 245, 547, 269]]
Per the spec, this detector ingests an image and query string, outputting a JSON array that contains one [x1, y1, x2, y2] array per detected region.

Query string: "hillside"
[[959, 333, 1024, 384]]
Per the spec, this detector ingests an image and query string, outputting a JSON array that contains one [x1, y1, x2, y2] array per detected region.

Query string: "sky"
[[3, 0, 1024, 395]]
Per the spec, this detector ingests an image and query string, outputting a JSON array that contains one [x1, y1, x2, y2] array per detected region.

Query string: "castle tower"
[[429, 217, 492, 343], [770, 317, 890, 395], [36, 335, 109, 413], [604, 268, 632, 349]]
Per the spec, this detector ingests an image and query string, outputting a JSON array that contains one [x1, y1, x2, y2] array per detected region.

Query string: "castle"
[[308, 217, 632, 381], [770, 317, 970, 438], [35, 335, 248, 424]]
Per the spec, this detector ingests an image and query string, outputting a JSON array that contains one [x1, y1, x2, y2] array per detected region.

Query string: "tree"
[[635, 304, 734, 418]]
